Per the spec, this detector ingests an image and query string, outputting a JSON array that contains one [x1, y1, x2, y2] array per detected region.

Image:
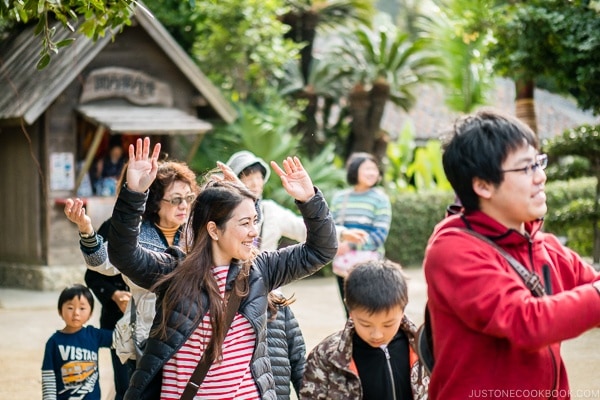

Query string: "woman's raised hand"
[[270, 157, 314, 203], [216, 161, 244, 185], [64, 198, 93, 234], [126, 137, 161, 193]]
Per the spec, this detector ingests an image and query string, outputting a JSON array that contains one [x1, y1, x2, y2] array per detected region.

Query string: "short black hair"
[[240, 162, 267, 179], [442, 107, 538, 211], [345, 152, 380, 186], [57, 284, 94, 312], [344, 259, 408, 314]]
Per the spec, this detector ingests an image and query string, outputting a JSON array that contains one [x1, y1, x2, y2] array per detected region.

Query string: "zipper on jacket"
[[382, 346, 397, 400], [528, 239, 558, 398]]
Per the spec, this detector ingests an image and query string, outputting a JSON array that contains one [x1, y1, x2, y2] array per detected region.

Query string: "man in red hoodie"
[[423, 108, 600, 400]]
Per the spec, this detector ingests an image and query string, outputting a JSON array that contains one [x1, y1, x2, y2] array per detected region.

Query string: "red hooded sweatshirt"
[[423, 211, 600, 400]]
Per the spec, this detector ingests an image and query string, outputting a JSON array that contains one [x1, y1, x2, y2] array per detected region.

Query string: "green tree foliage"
[[0, 0, 138, 68], [543, 3, 600, 114], [544, 124, 600, 263], [425, 0, 496, 113], [142, 0, 198, 53], [191, 0, 302, 103], [189, 94, 301, 174], [189, 93, 346, 206], [328, 13, 444, 161], [281, 0, 374, 84], [384, 119, 452, 198], [489, 0, 600, 115]]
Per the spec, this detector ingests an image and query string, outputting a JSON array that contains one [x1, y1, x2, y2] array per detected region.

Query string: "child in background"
[[300, 260, 429, 400], [41, 284, 113, 400]]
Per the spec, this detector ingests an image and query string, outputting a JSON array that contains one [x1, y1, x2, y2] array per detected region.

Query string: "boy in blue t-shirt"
[[42, 284, 113, 400]]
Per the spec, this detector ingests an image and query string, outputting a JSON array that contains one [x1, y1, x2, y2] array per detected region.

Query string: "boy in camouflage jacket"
[[300, 260, 429, 400]]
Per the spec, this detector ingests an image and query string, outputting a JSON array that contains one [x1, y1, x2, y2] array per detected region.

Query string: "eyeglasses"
[[501, 154, 548, 176], [161, 194, 196, 206]]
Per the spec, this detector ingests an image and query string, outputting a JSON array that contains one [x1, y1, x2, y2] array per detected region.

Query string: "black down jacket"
[[107, 186, 337, 400]]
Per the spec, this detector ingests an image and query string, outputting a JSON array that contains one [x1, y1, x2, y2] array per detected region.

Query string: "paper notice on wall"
[[50, 152, 75, 191]]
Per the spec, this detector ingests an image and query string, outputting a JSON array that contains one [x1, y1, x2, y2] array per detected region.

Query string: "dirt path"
[[1, 270, 599, 399]]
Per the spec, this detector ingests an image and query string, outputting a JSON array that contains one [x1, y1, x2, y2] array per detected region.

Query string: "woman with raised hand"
[[64, 158, 199, 395], [107, 137, 337, 400]]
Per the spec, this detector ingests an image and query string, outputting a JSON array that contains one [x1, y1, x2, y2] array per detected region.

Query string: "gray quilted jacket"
[[107, 186, 337, 400], [267, 300, 306, 399]]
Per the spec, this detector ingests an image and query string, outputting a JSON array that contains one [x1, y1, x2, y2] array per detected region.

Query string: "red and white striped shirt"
[[161, 265, 259, 400]]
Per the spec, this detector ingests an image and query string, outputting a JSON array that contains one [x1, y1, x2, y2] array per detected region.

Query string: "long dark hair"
[[152, 178, 258, 362], [267, 291, 296, 322]]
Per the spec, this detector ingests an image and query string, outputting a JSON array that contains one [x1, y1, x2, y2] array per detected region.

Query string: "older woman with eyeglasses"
[[64, 159, 199, 394]]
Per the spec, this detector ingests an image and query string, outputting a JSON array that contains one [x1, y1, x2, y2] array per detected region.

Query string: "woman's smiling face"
[[211, 198, 259, 265]]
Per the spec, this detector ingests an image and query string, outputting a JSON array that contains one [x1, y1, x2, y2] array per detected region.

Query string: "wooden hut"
[[0, 7, 236, 289]]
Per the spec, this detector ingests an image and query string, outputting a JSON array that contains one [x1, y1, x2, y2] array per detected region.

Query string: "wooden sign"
[[80, 67, 173, 106]]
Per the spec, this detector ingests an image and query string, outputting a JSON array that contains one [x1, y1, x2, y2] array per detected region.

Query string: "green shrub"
[[546, 177, 596, 217], [544, 155, 591, 181], [544, 177, 597, 255], [385, 191, 455, 267]]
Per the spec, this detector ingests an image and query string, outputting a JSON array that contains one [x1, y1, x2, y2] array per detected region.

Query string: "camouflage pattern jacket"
[[300, 316, 429, 400]]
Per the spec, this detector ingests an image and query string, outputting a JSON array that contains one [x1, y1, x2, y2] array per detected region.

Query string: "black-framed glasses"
[[161, 194, 196, 206], [501, 154, 548, 176]]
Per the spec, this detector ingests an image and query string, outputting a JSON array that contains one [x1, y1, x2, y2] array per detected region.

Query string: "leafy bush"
[[384, 119, 451, 198], [543, 124, 600, 262], [544, 177, 597, 255], [544, 155, 590, 181], [385, 191, 455, 267], [544, 177, 596, 215]]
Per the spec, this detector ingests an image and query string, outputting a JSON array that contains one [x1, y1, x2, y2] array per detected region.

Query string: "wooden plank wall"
[[0, 122, 44, 264]]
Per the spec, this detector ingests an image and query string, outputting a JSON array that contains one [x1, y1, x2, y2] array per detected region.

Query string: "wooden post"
[[186, 132, 207, 164], [75, 125, 105, 193]]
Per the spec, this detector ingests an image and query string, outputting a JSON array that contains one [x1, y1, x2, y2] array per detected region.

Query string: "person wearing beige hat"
[[226, 150, 307, 252]]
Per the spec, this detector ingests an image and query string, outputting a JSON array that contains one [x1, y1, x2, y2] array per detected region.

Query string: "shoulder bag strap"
[[338, 191, 350, 225], [459, 228, 546, 297], [180, 274, 246, 400], [130, 296, 137, 339]]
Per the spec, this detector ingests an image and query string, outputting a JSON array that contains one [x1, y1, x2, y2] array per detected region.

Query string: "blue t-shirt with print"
[[41, 325, 113, 400]]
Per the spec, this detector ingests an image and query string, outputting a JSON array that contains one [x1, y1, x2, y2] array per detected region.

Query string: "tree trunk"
[[281, 9, 320, 155], [515, 79, 538, 134], [300, 11, 319, 84], [349, 83, 371, 156], [281, 11, 301, 41], [296, 88, 319, 157], [368, 79, 391, 163], [281, 10, 318, 84]]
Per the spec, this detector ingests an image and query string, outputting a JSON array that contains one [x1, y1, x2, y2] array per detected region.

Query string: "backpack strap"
[[416, 304, 434, 375]]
